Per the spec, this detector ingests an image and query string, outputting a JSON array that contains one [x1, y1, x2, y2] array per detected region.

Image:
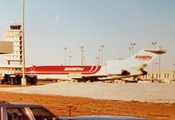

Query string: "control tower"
[[4, 23, 22, 65]]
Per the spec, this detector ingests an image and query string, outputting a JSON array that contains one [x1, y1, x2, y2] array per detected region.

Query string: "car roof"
[[0, 101, 43, 108], [67, 116, 148, 120]]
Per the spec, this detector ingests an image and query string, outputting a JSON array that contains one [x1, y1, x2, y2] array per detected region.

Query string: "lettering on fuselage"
[[135, 55, 152, 60], [64, 67, 84, 71]]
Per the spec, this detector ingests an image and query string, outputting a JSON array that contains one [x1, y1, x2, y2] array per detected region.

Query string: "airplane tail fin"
[[106, 48, 167, 74], [126, 48, 167, 70]]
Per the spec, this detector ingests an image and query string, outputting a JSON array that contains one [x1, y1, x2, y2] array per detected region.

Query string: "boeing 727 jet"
[[16, 48, 167, 82]]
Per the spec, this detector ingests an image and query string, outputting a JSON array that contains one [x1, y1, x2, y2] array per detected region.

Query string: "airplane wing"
[[70, 69, 147, 82]]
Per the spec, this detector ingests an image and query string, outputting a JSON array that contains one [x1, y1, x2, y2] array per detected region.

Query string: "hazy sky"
[[0, 0, 174, 70]]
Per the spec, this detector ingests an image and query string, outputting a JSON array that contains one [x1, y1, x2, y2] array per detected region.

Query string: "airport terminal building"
[[140, 71, 175, 83]]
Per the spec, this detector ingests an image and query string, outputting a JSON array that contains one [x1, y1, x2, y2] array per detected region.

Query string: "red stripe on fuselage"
[[16, 66, 101, 75]]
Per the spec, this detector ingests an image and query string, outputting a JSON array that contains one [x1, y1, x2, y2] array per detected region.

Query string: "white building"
[[3, 23, 22, 65], [140, 71, 175, 83]]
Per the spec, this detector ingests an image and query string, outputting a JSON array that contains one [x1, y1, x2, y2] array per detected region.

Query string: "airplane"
[[15, 48, 167, 82]]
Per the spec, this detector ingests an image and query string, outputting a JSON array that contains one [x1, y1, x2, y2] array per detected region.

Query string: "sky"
[[0, 0, 174, 71]]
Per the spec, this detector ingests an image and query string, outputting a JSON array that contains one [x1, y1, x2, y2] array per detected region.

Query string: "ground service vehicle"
[[2, 74, 37, 85], [0, 101, 59, 120]]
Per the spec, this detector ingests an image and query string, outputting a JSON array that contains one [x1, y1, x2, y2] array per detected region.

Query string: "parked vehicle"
[[1, 74, 37, 85], [0, 100, 59, 120], [0, 101, 148, 120]]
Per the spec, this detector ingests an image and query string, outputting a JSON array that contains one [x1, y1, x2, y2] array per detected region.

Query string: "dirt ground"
[[0, 84, 175, 120]]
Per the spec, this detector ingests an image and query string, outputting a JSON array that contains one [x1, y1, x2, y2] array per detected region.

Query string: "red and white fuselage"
[[16, 65, 106, 80], [15, 48, 167, 81]]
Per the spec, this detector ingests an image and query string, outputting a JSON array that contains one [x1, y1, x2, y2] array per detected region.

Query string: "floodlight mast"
[[100, 45, 104, 66], [130, 43, 136, 55], [151, 42, 157, 72], [21, 0, 26, 85], [128, 47, 132, 57], [158, 45, 163, 71], [64, 47, 67, 65], [80, 46, 84, 65]]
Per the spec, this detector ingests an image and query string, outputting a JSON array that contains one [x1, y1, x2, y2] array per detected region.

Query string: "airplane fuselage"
[[16, 65, 106, 80]]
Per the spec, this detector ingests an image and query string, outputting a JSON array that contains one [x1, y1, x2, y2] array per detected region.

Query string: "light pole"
[[152, 42, 156, 48], [95, 57, 99, 66], [100, 45, 104, 66], [83, 56, 85, 65], [64, 47, 67, 65], [21, 0, 26, 85], [158, 45, 163, 71], [155, 62, 158, 71], [80, 46, 84, 65], [128, 47, 132, 57], [69, 56, 72, 65], [151, 42, 157, 72], [98, 49, 101, 66], [130, 43, 136, 55]]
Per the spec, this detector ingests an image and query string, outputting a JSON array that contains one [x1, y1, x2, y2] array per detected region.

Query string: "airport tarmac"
[[0, 82, 175, 103]]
